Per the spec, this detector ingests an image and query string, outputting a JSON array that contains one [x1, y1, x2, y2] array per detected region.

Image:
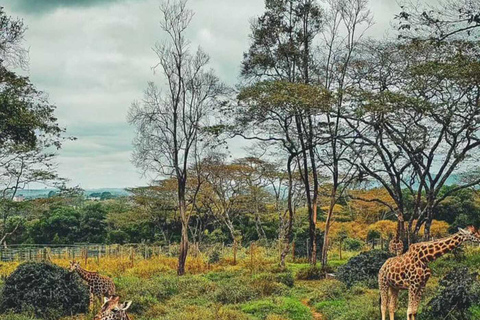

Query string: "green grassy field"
[[0, 247, 479, 320]]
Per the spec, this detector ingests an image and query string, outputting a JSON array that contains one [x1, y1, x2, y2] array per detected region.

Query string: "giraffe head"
[[68, 260, 80, 272], [458, 226, 480, 243], [94, 295, 132, 320]]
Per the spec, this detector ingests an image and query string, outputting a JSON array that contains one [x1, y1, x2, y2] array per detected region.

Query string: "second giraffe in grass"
[[379, 226, 480, 320], [94, 295, 132, 320], [69, 261, 116, 309]]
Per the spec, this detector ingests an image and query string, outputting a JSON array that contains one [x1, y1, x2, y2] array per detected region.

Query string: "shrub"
[[343, 238, 364, 251], [296, 266, 323, 280], [309, 279, 347, 304], [0, 262, 89, 319], [336, 250, 392, 288], [424, 267, 479, 320], [242, 297, 312, 320], [208, 250, 221, 264], [214, 277, 258, 304]]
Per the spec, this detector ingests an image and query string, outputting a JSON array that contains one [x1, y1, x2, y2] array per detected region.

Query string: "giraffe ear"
[[458, 227, 469, 234], [103, 296, 110, 304], [120, 301, 132, 310]]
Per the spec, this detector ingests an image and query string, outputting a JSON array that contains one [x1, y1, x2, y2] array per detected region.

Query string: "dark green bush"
[[343, 238, 364, 251], [0, 262, 89, 319], [296, 266, 323, 280], [424, 267, 479, 320], [336, 250, 392, 288]]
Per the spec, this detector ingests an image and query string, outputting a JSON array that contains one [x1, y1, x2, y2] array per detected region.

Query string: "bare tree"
[[316, 0, 372, 269], [396, 0, 480, 42], [128, 0, 226, 275]]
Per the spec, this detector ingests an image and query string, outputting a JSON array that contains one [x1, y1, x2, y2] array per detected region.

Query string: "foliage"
[[337, 250, 393, 288], [424, 267, 480, 320], [0, 262, 89, 319], [241, 297, 312, 320], [296, 267, 323, 281]]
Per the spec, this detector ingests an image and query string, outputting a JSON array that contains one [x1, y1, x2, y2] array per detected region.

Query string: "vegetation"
[[0, 262, 89, 319]]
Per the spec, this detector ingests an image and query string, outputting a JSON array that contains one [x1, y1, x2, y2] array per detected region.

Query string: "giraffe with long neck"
[[379, 226, 480, 320], [94, 295, 132, 320], [69, 261, 116, 309]]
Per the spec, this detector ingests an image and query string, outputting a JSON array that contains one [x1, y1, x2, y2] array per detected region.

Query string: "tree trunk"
[[280, 154, 295, 268], [321, 186, 337, 269], [177, 194, 189, 275], [233, 239, 238, 265]]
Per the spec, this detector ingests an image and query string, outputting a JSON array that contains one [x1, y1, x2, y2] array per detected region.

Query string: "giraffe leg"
[[380, 284, 389, 320], [388, 287, 399, 320], [89, 291, 94, 311], [407, 286, 424, 320]]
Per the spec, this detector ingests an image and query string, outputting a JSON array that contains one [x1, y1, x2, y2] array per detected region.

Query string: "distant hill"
[[14, 188, 132, 199]]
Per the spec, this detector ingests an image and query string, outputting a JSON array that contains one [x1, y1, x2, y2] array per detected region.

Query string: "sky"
[[3, 0, 404, 189]]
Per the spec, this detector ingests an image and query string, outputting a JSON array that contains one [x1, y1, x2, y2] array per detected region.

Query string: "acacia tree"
[[316, 0, 372, 269], [234, 81, 329, 266], [346, 39, 480, 243], [241, 0, 324, 265], [396, 0, 480, 42], [128, 0, 226, 275]]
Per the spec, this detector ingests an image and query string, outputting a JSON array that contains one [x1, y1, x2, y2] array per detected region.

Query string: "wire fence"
[[0, 243, 173, 262]]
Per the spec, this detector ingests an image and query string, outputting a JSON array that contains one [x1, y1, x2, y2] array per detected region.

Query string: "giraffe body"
[[379, 227, 480, 320], [69, 261, 116, 308], [94, 295, 132, 320]]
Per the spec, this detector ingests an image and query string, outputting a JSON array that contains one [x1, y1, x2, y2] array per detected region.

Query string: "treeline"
[[2, 177, 479, 252]]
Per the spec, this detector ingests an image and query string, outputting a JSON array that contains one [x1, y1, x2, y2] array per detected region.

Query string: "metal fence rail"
[[0, 243, 167, 262]]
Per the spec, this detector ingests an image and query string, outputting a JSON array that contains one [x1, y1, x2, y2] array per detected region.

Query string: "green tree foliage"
[[425, 267, 480, 320]]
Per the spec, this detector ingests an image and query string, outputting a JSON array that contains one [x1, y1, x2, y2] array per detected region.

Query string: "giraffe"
[[68, 261, 116, 309], [379, 226, 480, 320], [388, 237, 404, 256], [389, 219, 405, 256], [94, 295, 132, 320]]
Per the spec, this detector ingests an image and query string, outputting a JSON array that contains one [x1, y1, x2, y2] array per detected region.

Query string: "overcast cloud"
[[3, 0, 405, 188]]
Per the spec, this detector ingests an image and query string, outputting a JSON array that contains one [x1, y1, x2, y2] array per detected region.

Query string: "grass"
[[0, 246, 479, 319]]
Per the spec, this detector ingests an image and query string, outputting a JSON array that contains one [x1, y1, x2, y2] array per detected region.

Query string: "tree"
[[396, 0, 480, 42], [314, 0, 372, 269], [128, 0, 226, 275], [346, 38, 480, 243], [240, 0, 324, 266], [0, 8, 66, 247], [235, 80, 329, 266]]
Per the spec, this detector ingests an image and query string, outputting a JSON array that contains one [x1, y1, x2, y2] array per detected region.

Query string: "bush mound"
[[424, 267, 479, 320], [336, 250, 392, 288], [296, 266, 323, 280], [0, 262, 89, 319]]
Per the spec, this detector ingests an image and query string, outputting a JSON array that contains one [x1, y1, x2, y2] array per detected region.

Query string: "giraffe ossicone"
[[94, 295, 132, 320], [379, 226, 480, 320]]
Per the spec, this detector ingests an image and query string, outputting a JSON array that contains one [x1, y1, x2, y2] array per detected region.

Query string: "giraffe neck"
[[414, 233, 465, 263], [75, 266, 96, 282]]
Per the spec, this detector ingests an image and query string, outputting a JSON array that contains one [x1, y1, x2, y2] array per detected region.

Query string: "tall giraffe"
[[94, 295, 132, 320], [69, 261, 116, 309], [379, 226, 480, 320]]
